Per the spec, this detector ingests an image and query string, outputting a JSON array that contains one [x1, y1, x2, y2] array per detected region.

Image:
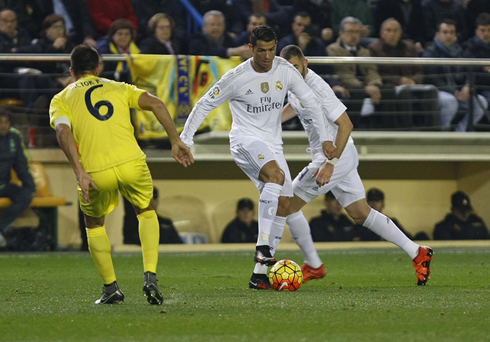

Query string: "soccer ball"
[[269, 259, 303, 291]]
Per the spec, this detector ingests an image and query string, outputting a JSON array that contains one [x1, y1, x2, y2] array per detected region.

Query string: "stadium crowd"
[[0, 0, 490, 134]]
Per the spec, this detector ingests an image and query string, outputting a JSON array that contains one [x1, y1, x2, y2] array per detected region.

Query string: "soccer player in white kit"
[[279, 45, 434, 286], [180, 26, 336, 289]]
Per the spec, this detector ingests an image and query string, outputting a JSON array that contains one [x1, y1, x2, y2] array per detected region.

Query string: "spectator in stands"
[[0, 9, 33, 104], [14, 14, 75, 113], [0, 8, 31, 54], [433, 191, 489, 240], [85, 0, 138, 38], [330, 0, 375, 46], [221, 198, 258, 243], [0, 109, 35, 248], [466, 0, 490, 35], [139, 13, 183, 55], [0, 0, 37, 38], [327, 16, 397, 129], [30, 0, 96, 46], [96, 19, 139, 82], [19, 14, 74, 57], [277, 12, 326, 58], [423, 0, 469, 43], [292, 0, 334, 45], [233, 13, 266, 46], [191, 0, 243, 37], [463, 13, 490, 109], [423, 19, 487, 131], [375, 0, 427, 50], [309, 192, 356, 242], [368, 18, 439, 129], [123, 187, 183, 245], [132, 0, 187, 42], [188, 10, 251, 59], [232, 0, 293, 39]]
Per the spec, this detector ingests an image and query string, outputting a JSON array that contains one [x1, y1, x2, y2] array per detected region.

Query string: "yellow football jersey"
[[49, 75, 146, 173]]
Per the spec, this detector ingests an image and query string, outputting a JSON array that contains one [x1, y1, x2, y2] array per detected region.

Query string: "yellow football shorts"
[[79, 156, 153, 218]]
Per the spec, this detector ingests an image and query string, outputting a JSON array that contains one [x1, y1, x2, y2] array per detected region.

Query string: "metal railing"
[[0, 55, 489, 148]]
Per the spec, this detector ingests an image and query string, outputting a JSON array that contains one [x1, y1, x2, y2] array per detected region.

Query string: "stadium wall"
[[37, 150, 490, 248]]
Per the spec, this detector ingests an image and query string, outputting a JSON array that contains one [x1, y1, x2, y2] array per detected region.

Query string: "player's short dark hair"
[[70, 44, 100, 75], [237, 198, 254, 211], [476, 13, 490, 27], [250, 25, 277, 47], [280, 45, 305, 61], [437, 18, 457, 32]]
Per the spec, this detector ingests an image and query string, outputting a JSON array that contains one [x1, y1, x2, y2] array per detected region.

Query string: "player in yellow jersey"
[[49, 45, 194, 305]]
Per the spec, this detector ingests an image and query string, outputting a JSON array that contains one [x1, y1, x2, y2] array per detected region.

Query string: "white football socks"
[[363, 208, 419, 259], [269, 216, 286, 256], [257, 183, 282, 246], [254, 216, 286, 275], [286, 211, 323, 268]]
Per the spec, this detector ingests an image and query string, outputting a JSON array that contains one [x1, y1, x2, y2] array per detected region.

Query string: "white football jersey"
[[288, 68, 352, 155], [180, 57, 331, 152]]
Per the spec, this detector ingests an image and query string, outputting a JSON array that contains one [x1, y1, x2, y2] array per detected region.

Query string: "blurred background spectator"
[[221, 198, 258, 243], [433, 191, 489, 240], [375, 0, 427, 50], [139, 13, 184, 55], [30, 0, 96, 46], [132, 0, 187, 42], [327, 16, 397, 129], [309, 192, 356, 242], [463, 12, 490, 110], [188, 10, 251, 59], [423, 18, 487, 132], [96, 19, 139, 82], [330, 0, 375, 47], [233, 12, 266, 46]]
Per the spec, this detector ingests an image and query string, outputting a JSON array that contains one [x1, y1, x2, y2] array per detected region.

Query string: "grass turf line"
[[0, 247, 489, 342]]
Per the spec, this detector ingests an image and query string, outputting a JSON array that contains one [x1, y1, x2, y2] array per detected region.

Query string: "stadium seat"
[[157, 195, 212, 243]]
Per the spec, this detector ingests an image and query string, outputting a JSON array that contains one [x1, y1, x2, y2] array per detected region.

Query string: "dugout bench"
[[0, 162, 69, 250]]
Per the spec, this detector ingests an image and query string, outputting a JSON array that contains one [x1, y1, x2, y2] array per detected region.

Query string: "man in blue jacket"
[[0, 109, 35, 248]]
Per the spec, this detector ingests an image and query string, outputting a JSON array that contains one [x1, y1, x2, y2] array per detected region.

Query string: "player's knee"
[[266, 168, 285, 185]]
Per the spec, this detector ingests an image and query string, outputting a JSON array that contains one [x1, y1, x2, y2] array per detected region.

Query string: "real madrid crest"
[[258, 154, 265, 160], [261, 82, 269, 93], [275, 81, 283, 91]]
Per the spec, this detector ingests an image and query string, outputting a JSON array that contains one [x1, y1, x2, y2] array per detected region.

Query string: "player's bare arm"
[[332, 112, 353, 158], [281, 103, 298, 123], [55, 123, 97, 203], [138, 92, 194, 167]]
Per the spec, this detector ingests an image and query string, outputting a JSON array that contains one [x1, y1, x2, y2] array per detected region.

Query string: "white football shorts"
[[230, 138, 293, 196], [293, 144, 365, 207]]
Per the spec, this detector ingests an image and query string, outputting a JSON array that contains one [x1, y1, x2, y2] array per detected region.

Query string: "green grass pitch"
[[0, 247, 489, 342]]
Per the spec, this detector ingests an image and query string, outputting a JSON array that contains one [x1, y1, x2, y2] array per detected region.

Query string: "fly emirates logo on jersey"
[[245, 81, 283, 114]]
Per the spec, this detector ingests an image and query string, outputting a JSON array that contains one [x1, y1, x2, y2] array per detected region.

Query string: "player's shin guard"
[[287, 211, 323, 268], [269, 216, 286, 256], [363, 208, 419, 259], [138, 210, 160, 273], [87, 226, 116, 285], [257, 183, 282, 246]]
